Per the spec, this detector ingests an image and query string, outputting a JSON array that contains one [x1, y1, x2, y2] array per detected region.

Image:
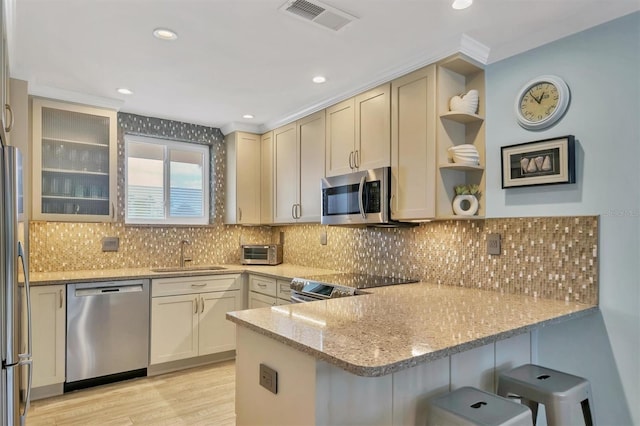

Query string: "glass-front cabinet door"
[[32, 98, 117, 221]]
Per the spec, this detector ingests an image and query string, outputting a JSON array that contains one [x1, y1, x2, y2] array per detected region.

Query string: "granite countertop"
[[27, 263, 337, 285], [226, 282, 598, 377]]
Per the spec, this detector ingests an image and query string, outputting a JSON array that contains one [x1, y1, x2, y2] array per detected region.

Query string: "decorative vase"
[[449, 89, 479, 114], [452, 194, 479, 216]]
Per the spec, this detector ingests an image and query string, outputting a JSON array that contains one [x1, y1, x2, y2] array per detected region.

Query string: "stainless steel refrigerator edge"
[[1, 145, 32, 426]]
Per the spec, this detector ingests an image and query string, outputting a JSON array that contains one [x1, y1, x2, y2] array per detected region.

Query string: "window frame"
[[124, 134, 210, 225]]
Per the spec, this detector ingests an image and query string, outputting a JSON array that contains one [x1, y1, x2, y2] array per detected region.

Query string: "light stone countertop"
[[227, 282, 597, 377], [27, 263, 337, 285]]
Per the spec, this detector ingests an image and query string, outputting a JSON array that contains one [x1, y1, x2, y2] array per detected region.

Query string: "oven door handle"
[[358, 175, 366, 219]]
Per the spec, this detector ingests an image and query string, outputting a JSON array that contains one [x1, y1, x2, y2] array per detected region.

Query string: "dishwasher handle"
[[74, 284, 144, 297]]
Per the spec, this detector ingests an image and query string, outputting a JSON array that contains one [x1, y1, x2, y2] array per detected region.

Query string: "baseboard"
[[31, 383, 64, 400], [147, 351, 236, 376]]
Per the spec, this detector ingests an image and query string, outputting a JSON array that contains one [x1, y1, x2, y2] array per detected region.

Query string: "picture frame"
[[501, 135, 575, 188]]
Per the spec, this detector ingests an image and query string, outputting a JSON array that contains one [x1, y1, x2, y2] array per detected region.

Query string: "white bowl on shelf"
[[448, 144, 480, 165]]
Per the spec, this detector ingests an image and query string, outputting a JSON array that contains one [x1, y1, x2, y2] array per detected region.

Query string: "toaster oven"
[[241, 244, 283, 265]]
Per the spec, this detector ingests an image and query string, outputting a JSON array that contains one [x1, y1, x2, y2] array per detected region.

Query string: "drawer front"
[[249, 275, 277, 297], [152, 274, 241, 297], [276, 279, 292, 300]]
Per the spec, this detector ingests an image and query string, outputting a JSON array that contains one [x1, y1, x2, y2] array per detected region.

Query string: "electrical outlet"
[[487, 233, 501, 255], [259, 363, 278, 394], [320, 230, 327, 245], [101, 237, 119, 252]]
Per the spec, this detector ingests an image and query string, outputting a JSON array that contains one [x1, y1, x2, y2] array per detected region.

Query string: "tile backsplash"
[[29, 216, 598, 305]]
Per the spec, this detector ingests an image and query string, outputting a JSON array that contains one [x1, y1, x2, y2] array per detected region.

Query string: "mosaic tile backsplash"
[[29, 216, 598, 305], [29, 113, 598, 304]]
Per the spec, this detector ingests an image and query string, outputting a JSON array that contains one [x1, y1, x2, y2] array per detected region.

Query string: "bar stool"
[[497, 364, 595, 426], [426, 386, 533, 426]]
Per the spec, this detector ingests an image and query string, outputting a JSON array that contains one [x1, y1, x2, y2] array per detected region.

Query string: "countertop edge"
[[226, 305, 599, 377]]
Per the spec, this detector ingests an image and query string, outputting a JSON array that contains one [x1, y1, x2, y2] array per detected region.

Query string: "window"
[[125, 135, 210, 225]]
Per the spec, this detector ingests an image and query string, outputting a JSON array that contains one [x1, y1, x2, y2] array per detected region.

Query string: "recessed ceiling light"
[[242, 114, 254, 119], [312, 76, 327, 84], [117, 88, 134, 95], [153, 28, 178, 41], [452, 0, 473, 9]]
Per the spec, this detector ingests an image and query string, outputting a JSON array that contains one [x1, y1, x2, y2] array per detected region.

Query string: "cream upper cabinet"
[[260, 131, 273, 224], [31, 98, 118, 222], [391, 65, 437, 221], [273, 111, 325, 223], [31, 285, 66, 390], [326, 84, 390, 177], [325, 99, 355, 177], [273, 122, 298, 223], [297, 110, 325, 222], [355, 84, 391, 171], [0, 1, 10, 145], [225, 131, 261, 225]]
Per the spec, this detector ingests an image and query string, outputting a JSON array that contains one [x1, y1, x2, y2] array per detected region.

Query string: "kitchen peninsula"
[[227, 283, 597, 425]]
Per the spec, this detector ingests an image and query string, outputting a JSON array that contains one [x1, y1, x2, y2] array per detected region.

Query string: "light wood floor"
[[28, 360, 236, 425]]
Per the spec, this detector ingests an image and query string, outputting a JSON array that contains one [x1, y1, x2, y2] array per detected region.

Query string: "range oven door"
[[290, 291, 325, 304], [321, 167, 390, 225]]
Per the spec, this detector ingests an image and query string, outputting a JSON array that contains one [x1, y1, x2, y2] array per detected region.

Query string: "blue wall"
[[486, 12, 639, 424]]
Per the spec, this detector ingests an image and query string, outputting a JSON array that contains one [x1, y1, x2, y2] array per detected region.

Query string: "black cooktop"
[[300, 272, 418, 289]]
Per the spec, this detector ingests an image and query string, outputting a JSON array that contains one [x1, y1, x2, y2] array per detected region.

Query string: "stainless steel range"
[[290, 273, 418, 303]]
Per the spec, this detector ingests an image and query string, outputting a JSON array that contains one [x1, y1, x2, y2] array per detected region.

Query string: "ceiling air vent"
[[280, 0, 357, 32]]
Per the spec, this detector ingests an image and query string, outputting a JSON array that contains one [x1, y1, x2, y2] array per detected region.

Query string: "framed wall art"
[[501, 135, 575, 188]]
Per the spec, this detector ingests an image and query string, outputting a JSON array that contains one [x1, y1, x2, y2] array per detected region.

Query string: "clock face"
[[519, 82, 559, 123], [515, 75, 570, 130]]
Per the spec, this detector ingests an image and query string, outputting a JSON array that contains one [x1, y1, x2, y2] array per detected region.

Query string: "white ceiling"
[[11, 0, 640, 134]]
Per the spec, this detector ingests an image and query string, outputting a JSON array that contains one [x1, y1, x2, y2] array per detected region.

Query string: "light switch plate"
[[259, 363, 278, 394], [102, 237, 119, 252], [487, 233, 501, 255]]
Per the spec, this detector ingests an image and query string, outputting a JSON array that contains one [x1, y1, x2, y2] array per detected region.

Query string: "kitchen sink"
[[151, 265, 227, 273]]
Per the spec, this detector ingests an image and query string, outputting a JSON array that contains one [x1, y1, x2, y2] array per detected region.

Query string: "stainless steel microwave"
[[241, 244, 283, 265], [321, 166, 403, 226]]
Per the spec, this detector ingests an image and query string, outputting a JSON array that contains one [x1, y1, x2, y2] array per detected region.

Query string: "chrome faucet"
[[180, 240, 192, 268]]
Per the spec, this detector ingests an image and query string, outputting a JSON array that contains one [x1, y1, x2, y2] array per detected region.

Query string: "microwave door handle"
[[358, 175, 366, 219]]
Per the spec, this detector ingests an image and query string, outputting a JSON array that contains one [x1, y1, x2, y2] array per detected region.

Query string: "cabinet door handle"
[[238, 207, 242, 222], [200, 296, 205, 314], [59, 289, 63, 309], [111, 202, 115, 219], [291, 204, 296, 220], [194, 298, 198, 314], [257, 283, 267, 288], [297, 204, 302, 219], [354, 150, 360, 169], [4, 104, 13, 132], [348, 151, 354, 169], [191, 283, 207, 288]]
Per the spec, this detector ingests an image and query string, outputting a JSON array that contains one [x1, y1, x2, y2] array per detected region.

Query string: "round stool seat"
[[497, 364, 595, 426], [426, 386, 532, 426]]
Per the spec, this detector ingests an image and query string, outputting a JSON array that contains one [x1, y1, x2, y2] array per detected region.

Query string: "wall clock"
[[515, 75, 570, 130]]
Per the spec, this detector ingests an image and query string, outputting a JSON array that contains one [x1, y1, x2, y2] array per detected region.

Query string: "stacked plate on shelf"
[[448, 144, 479, 165]]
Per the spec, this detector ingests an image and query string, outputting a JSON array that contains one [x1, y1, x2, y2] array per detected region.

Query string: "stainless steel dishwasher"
[[65, 279, 150, 391]]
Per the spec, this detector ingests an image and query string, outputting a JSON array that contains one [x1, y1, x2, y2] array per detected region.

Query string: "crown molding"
[[261, 35, 490, 132], [220, 122, 263, 136], [29, 84, 124, 111]]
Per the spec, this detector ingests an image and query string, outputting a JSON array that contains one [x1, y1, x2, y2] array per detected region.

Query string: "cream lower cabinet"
[[248, 275, 291, 307], [150, 274, 242, 365], [31, 285, 66, 388]]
